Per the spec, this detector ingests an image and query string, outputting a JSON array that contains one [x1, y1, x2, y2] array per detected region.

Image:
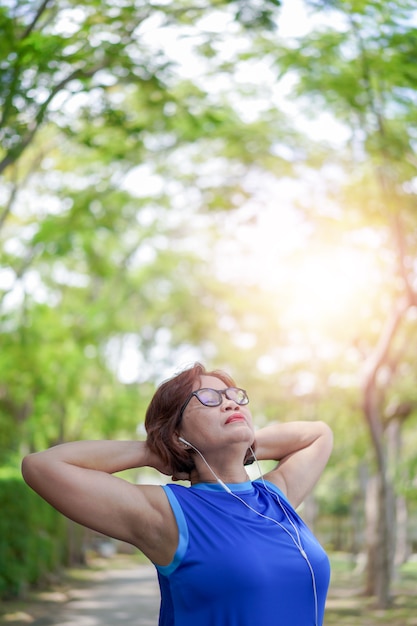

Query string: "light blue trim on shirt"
[[156, 485, 189, 576], [191, 480, 253, 493], [189, 479, 291, 504], [156, 479, 292, 577]]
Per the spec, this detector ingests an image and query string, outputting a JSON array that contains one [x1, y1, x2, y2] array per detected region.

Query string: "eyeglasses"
[[178, 387, 249, 421]]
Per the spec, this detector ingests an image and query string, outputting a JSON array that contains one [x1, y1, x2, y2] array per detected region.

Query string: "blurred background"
[[1, 0, 417, 617]]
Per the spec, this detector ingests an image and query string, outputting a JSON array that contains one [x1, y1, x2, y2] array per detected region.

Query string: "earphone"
[[178, 436, 232, 493], [177, 435, 319, 626]]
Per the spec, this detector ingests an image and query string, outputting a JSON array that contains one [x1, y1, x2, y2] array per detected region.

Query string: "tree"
[[1, 0, 295, 459], [264, 0, 417, 607]]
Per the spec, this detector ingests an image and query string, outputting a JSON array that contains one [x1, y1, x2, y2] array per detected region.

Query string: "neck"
[[183, 439, 252, 486], [190, 458, 250, 486]]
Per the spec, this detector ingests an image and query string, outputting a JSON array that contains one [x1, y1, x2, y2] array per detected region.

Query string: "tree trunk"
[[360, 297, 410, 606], [387, 416, 411, 568], [395, 495, 409, 568], [364, 473, 394, 606]]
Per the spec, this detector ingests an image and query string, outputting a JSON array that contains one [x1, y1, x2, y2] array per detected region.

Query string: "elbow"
[[318, 420, 333, 438], [317, 421, 334, 456], [21, 454, 34, 486], [21, 453, 42, 489]]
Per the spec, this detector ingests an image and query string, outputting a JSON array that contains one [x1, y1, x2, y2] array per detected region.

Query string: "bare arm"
[[254, 421, 333, 508], [21, 441, 177, 565]]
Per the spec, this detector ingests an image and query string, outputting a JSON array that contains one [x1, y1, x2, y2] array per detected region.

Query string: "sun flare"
[[217, 206, 382, 333], [282, 248, 378, 328]]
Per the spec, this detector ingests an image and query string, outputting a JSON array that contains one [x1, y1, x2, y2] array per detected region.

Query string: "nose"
[[221, 394, 238, 410]]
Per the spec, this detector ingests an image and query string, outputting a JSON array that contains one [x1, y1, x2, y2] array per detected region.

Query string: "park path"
[[33, 563, 160, 626]]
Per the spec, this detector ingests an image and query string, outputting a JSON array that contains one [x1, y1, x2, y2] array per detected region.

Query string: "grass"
[[1, 552, 417, 625], [324, 553, 417, 625]]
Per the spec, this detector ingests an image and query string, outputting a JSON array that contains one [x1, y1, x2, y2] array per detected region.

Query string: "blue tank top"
[[155, 480, 330, 626]]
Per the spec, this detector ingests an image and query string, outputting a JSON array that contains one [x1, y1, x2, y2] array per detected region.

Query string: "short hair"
[[145, 362, 235, 475]]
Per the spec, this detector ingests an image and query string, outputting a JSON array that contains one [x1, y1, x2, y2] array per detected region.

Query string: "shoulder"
[[253, 479, 292, 506]]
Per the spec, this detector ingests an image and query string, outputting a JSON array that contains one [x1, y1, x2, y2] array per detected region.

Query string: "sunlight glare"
[[218, 203, 381, 333], [283, 248, 377, 329]]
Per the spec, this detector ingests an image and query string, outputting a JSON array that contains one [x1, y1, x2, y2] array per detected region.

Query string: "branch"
[[361, 297, 409, 394], [359, 299, 408, 477], [0, 180, 18, 233], [19, 0, 53, 40], [0, 1, 54, 130], [0, 63, 105, 176], [391, 212, 417, 306]]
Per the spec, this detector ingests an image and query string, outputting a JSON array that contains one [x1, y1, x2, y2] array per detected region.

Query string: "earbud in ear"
[[178, 436, 192, 448]]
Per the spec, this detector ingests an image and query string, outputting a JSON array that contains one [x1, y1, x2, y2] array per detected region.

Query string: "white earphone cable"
[[182, 439, 319, 626], [249, 446, 319, 626]]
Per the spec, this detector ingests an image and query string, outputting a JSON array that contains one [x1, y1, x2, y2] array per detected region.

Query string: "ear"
[[174, 433, 190, 449]]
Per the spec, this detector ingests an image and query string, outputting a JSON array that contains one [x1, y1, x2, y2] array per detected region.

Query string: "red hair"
[[145, 363, 235, 474]]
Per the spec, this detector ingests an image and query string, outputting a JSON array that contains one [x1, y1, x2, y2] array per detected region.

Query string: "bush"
[[0, 466, 67, 598]]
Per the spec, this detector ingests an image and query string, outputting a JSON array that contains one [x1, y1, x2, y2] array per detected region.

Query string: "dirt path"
[[1, 562, 161, 626], [38, 564, 160, 626]]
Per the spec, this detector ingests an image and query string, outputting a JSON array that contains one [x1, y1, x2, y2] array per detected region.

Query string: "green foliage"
[[0, 0, 294, 466], [0, 0, 282, 174], [0, 468, 66, 598], [0, 0, 300, 490], [1, 1, 417, 602]]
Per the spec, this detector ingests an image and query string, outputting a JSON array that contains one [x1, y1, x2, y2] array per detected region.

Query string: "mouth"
[[225, 414, 246, 425]]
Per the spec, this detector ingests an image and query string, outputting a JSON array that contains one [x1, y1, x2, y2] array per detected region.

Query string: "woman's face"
[[178, 375, 255, 454]]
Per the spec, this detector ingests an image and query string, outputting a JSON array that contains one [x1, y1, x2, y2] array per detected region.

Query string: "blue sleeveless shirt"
[[155, 480, 330, 626]]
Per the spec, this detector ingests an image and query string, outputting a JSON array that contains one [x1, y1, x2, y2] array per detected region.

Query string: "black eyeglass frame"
[[177, 387, 249, 422]]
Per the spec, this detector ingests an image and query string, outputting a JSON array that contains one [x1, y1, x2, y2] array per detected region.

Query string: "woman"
[[22, 362, 333, 626]]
